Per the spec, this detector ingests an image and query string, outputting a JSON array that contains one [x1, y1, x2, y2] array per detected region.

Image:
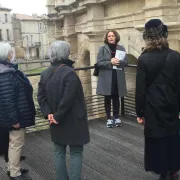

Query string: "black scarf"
[[108, 43, 117, 58]]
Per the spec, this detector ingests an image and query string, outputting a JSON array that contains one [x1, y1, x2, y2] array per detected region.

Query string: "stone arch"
[[127, 29, 144, 59], [127, 54, 138, 65], [78, 48, 92, 97], [125, 53, 138, 91]]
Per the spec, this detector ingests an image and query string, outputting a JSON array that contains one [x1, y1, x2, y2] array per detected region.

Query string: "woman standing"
[[96, 30, 128, 128], [136, 19, 180, 180], [38, 41, 90, 180]]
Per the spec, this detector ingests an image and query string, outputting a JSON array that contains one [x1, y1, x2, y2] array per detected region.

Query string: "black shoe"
[[10, 175, 24, 180], [20, 156, 26, 161], [21, 173, 32, 180], [7, 169, 29, 177]]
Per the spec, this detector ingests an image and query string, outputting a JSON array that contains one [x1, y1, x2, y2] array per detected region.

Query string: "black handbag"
[[93, 63, 99, 76]]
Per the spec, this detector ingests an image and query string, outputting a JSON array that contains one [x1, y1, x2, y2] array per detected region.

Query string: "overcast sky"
[[0, 0, 47, 15]]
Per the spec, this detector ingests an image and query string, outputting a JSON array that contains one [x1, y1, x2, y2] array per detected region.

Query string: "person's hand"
[[48, 114, 53, 121], [111, 58, 120, 65], [48, 114, 59, 125], [12, 123, 20, 129], [137, 117, 144, 124], [50, 118, 59, 125]]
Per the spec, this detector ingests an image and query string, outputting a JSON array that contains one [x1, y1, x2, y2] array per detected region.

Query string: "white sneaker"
[[106, 119, 114, 128], [114, 118, 122, 127]]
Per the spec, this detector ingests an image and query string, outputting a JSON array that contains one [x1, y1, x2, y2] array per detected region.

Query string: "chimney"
[[32, 13, 37, 18]]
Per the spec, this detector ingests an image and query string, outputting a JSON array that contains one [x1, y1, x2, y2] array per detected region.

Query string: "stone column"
[[88, 34, 104, 96], [144, 0, 178, 23], [63, 15, 75, 37], [88, 33, 105, 119], [64, 35, 78, 62], [86, 4, 105, 32], [168, 25, 180, 52]]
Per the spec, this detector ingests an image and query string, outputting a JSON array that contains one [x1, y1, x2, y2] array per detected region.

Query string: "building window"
[[44, 24, 47, 30], [39, 23, 42, 31], [104, 6, 108, 17], [5, 14, 8, 23], [0, 30, 2, 40], [6, 30, 10, 41], [30, 35, 33, 45]]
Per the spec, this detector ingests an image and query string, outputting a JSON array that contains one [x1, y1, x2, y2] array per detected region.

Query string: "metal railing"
[[26, 65, 137, 132], [15, 58, 50, 63]]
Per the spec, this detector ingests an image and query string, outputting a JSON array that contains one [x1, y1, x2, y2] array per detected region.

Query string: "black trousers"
[[104, 95, 120, 119], [0, 126, 9, 162]]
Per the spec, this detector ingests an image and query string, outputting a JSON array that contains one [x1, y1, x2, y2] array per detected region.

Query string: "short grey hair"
[[49, 41, 70, 63], [0, 42, 12, 61]]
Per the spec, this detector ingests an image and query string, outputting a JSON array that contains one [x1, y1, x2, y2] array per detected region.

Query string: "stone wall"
[[46, 0, 180, 118], [18, 61, 50, 72]]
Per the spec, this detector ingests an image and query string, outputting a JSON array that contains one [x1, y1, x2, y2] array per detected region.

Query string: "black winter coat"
[[37, 60, 90, 145], [136, 48, 180, 138], [0, 61, 35, 129]]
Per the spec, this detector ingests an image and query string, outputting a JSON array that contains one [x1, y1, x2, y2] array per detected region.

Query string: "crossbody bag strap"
[[147, 50, 170, 88], [48, 64, 65, 81]]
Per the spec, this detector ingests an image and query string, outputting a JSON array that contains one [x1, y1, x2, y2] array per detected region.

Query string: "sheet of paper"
[[115, 50, 126, 61], [113, 66, 122, 70]]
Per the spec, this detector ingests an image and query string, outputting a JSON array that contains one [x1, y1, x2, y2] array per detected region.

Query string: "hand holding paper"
[[115, 50, 126, 61], [111, 58, 119, 65]]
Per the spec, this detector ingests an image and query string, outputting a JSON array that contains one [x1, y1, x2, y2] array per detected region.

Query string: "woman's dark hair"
[[103, 30, 120, 44]]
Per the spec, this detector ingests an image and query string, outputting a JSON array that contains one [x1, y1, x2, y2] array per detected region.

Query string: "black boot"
[[10, 176, 24, 180]]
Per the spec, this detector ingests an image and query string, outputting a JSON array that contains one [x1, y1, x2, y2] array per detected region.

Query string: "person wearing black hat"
[[136, 19, 180, 180]]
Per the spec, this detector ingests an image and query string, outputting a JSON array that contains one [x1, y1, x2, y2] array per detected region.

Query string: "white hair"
[[49, 41, 70, 63], [0, 42, 12, 61]]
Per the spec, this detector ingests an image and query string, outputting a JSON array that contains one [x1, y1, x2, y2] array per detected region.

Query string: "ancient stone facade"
[[46, 0, 180, 97], [12, 14, 49, 60], [0, 5, 14, 50]]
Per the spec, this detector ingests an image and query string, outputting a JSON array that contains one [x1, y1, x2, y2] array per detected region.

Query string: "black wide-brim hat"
[[143, 19, 168, 41]]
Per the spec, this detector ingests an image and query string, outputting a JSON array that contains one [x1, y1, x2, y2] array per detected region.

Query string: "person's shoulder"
[[40, 66, 52, 76], [138, 49, 151, 62], [168, 48, 180, 57], [98, 45, 105, 50], [117, 44, 126, 51], [137, 51, 149, 66], [55, 65, 75, 77], [62, 65, 75, 74], [167, 48, 180, 65]]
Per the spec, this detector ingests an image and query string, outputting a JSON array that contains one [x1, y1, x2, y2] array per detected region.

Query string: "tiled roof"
[[14, 14, 41, 21], [0, 4, 11, 11]]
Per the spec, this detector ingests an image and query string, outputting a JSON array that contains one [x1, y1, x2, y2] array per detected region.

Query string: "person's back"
[[41, 64, 89, 145], [137, 48, 180, 137], [135, 19, 180, 180]]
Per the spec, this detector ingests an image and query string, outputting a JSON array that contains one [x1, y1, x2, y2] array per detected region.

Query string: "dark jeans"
[[104, 95, 120, 119], [54, 143, 83, 180]]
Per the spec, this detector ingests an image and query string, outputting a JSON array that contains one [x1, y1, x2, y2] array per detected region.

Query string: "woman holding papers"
[[136, 19, 180, 180], [96, 30, 128, 128]]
